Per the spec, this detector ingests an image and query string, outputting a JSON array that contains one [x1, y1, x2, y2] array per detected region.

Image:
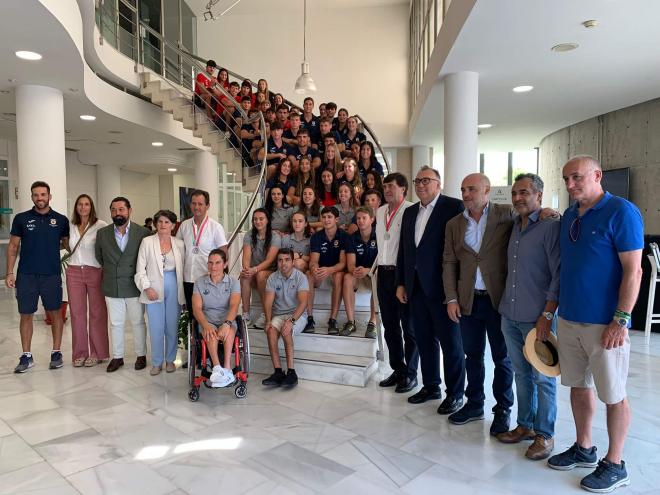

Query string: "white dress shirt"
[[463, 204, 489, 290], [176, 216, 228, 283], [414, 193, 440, 246], [376, 200, 412, 266], [68, 220, 108, 268]]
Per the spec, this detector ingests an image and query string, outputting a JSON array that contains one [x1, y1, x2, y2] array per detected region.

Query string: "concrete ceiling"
[[0, 1, 196, 175], [411, 0, 660, 152], [191, 0, 408, 17]]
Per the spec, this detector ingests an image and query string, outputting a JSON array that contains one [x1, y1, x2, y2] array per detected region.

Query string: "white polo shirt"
[[176, 216, 228, 283], [375, 200, 412, 266]]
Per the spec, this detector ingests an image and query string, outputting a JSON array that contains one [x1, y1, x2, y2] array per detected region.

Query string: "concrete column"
[[97, 164, 121, 223], [443, 71, 479, 198], [411, 145, 432, 202], [193, 151, 219, 221], [15, 85, 67, 213]]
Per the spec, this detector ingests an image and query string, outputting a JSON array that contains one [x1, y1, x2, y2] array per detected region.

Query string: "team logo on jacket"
[[50, 219, 57, 225], [370, 240, 376, 247], [333, 240, 339, 247]]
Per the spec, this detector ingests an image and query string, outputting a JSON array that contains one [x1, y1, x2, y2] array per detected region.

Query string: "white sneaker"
[[224, 368, 236, 386], [210, 365, 225, 384], [211, 367, 234, 388], [253, 313, 266, 329], [242, 312, 251, 326]]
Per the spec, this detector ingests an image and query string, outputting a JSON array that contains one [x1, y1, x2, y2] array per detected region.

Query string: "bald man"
[[547, 155, 643, 493], [442, 173, 515, 435]]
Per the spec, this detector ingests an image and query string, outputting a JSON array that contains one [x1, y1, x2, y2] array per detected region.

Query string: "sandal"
[[84, 357, 100, 367], [73, 358, 86, 367]]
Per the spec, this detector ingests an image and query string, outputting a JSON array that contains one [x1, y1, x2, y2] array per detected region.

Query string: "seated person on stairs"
[[192, 249, 240, 388], [341, 206, 378, 339], [261, 248, 309, 388]]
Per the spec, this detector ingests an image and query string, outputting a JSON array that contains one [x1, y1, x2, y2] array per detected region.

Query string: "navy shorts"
[[15, 273, 62, 314]]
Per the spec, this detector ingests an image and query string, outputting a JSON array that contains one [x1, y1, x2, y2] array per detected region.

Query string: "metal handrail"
[[355, 114, 391, 175]]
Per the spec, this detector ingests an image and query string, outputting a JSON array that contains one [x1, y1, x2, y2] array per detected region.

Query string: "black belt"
[[378, 265, 396, 271], [474, 289, 488, 296]]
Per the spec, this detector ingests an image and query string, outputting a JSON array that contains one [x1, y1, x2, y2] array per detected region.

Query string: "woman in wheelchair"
[[192, 248, 240, 388]]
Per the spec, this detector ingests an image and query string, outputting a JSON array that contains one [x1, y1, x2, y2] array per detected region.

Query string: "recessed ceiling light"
[[167, 167, 177, 172], [582, 19, 598, 28], [15, 51, 42, 61], [108, 130, 123, 134], [513, 85, 534, 93], [80, 115, 96, 121], [551, 43, 579, 53], [152, 141, 164, 147], [477, 124, 492, 129]]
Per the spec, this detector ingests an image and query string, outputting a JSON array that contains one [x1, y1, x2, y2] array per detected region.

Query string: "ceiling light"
[[152, 141, 164, 147], [80, 115, 96, 121], [477, 124, 492, 129], [551, 43, 579, 53], [582, 19, 598, 28], [15, 51, 42, 61], [512, 85, 534, 93], [168, 167, 177, 172], [294, 0, 316, 95]]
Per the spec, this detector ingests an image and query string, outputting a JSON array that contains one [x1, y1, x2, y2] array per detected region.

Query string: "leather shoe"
[[106, 358, 124, 373], [395, 376, 417, 393], [437, 396, 464, 415], [489, 409, 511, 436], [407, 386, 441, 404], [496, 425, 536, 444], [379, 372, 399, 388], [526, 435, 554, 460], [134, 355, 147, 370]]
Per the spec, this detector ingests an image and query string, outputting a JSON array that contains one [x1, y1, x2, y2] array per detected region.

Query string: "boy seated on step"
[[261, 248, 309, 388], [341, 206, 379, 339], [304, 206, 348, 335]]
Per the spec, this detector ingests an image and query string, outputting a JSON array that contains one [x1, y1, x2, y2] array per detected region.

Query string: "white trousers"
[[105, 297, 147, 359]]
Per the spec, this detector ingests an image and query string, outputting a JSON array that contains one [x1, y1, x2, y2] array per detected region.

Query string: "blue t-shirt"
[[289, 146, 319, 163], [265, 138, 290, 166], [347, 230, 378, 269], [10, 207, 70, 275], [558, 192, 644, 325], [300, 114, 320, 141], [342, 131, 367, 150], [310, 228, 349, 267]]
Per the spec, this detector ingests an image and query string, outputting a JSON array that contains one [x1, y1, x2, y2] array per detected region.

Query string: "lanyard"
[[192, 216, 209, 247], [385, 198, 405, 233]]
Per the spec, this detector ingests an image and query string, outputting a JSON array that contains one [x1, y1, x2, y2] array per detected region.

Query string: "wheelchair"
[[187, 315, 250, 401]]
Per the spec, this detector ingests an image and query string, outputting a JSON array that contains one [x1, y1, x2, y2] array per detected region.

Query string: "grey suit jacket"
[[95, 222, 151, 298], [442, 202, 514, 315]]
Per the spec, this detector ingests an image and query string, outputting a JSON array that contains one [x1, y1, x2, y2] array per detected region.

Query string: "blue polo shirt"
[[310, 228, 349, 267], [342, 131, 367, 150], [347, 230, 378, 268], [266, 138, 290, 166], [10, 207, 69, 275], [559, 192, 644, 325], [289, 146, 319, 163], [300, 114, 320, 141]]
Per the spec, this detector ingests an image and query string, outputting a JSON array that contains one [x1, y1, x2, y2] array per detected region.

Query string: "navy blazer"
[[396, 194, 464, 302]]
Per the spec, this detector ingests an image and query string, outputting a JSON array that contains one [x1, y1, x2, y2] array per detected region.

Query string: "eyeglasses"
[[569, 217, 581, 242], [413, 177, 439, 186]]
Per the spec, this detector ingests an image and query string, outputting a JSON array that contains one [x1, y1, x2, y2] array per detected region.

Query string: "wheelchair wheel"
[[188, 387, 200, 402], [236, 316, 250, 374], [234, 383, 247, 399], [188, 324, 198, 387]]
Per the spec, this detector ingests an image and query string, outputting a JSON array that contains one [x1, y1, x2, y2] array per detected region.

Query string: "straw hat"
[[524, 328, 560, 377]]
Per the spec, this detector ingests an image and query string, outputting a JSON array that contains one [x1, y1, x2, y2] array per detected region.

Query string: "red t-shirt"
[[195, 72, 214, 95], [321, 191, 336, 207]]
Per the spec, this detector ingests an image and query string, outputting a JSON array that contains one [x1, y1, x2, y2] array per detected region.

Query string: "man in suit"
[[443, 173, 514, 435], [395, 165, 465, 415], [95, 197, 151, 372]]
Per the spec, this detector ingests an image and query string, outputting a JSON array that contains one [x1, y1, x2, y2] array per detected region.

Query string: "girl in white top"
[[66, 194, 108, 367]]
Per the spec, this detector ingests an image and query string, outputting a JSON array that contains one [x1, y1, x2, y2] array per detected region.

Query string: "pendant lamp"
[[294, 0, 316, 94]]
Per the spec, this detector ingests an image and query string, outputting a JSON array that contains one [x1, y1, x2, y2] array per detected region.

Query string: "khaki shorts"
[[557, 317, 630, 404], [270, 312, 308, 336]]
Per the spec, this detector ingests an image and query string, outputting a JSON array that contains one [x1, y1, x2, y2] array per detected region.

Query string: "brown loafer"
[[106, 358, 124, 373], [496, 425, 536, 444], [149, 366, 162, 376], [165, 362, 176, 373], [526, 435, 554, 460], [134, 355, 147, 370]]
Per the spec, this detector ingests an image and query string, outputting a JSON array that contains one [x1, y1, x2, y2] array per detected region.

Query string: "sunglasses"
[[569, 217, 580, 242]]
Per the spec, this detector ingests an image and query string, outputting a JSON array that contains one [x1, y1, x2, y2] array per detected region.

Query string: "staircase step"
[[202, 128, 223, 147], [248, 330, 376, 357], [172, 100, 192, 121], [192, 122, 210, 138], [162, 92, 187, 113], [249, 346, 377, 387]]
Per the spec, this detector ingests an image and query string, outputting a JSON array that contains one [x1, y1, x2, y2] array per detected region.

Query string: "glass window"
[[482, 151, 508, 186], [511, 149, 539, 179]]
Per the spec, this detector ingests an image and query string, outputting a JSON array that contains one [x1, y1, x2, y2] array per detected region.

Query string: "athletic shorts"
[[16, 273, 62, 314]]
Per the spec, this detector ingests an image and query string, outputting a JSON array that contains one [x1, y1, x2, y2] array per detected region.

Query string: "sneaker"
[[210, 366, 234, 388], [364, 321, 377, 339], [327, 318, 339, 335], [253, 312, 266, 329], [242, 312, 251, 327], [302, 315, 315, 334], [448, 404, 485, 425], [548, 442, 598, 471], [490, 409, 511, 436], [49, 351, 64, 369], [224, 368, 236, 386], [14, 354, 34, 373], [339, 321, 356, 336], [262, 369, 285, 386], [580, 459, 630, 493], [282, 369, 298, 388], [210, 365, 225, 383]]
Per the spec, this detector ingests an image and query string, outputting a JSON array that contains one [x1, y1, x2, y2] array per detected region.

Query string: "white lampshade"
[[294, 62, 316, 94]]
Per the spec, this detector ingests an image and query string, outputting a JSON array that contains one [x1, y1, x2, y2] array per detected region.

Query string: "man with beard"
[[95, 197, 151, 372], [7, 181, 69, 373]]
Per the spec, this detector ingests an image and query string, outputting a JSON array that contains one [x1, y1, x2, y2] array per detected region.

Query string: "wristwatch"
[[615, 316, 630, 327], [223, 320, 232, 327], [290, 317, 297, 324], [542, 311, 554, 321]]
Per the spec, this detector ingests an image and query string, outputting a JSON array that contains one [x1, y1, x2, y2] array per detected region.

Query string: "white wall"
[[196, 1, 409, 146], [120, 169, 160, 226], [65, 150, 97, 217]]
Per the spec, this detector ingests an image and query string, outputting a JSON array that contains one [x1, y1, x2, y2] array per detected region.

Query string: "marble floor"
[[1, 287, 659, 494]]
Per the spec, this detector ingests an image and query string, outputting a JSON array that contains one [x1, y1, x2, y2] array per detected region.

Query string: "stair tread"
[[249, 346, 375, 367]]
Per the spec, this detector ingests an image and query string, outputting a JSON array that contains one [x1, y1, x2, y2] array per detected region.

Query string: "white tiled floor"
[[1, 286, 659, 494]]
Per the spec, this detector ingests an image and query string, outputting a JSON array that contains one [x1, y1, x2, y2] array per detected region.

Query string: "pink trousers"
[[66, 265, 109, 360]]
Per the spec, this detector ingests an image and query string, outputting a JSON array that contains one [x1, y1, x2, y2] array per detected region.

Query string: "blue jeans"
[[501, 317, 557, 438], [146, 271, 180, 367]]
